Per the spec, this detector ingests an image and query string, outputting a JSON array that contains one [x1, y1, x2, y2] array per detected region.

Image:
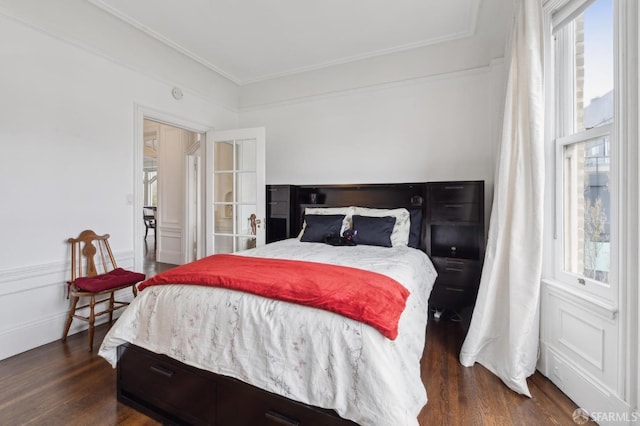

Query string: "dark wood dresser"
[[426, 181, 485, 317]]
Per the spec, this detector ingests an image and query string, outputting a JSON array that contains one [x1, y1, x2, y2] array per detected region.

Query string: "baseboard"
[[0, 291, 135, 361], [539, 343, 634, 425]]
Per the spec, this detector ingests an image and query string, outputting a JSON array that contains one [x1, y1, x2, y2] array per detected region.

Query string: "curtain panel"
[[459, 0, 545, 397]]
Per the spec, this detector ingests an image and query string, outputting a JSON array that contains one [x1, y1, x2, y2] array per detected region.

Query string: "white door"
[[205, 127, 266, 255]]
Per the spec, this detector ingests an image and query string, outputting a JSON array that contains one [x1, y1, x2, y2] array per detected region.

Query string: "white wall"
[[0, 9, 237, 359], [240, 65, 504, 188]]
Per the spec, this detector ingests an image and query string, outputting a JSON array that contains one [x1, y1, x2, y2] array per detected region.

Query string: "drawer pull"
[[444, 204, 464, 208], [149, 364, 174, 378], [265, 410, 300, 426], [444, 186, 464, 190], [444, 287, 465, 292], [445, 267, 464, 272]]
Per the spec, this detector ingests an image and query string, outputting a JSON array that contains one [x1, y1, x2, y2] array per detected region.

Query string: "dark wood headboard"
[[293, 183, 428, 250]]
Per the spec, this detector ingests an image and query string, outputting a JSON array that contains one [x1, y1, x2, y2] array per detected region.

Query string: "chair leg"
[[109, 292, 115, 324], [88, 295, 96, 352], [132, 284, 138, 297], [145, 226, 149, 240], [62, 296, 79, 341]]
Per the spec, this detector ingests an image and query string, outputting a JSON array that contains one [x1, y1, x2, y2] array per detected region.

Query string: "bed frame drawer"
[[117, 344, 358, 426], [428, 258, 481, 309], [430, 202, 480, 222], [429, 182, 482, 204], [117, 344, 216, 425], [217, 376, 356, 426], [431, 258, 482, 289]]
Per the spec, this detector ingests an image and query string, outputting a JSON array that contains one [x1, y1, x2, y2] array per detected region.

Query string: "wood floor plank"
[[419, 315, 579, 425], [0, 313, 579, 425]]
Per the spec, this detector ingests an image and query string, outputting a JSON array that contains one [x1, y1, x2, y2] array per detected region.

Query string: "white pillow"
[[352, 207, 411, 247], [298, 206, 355, 239]]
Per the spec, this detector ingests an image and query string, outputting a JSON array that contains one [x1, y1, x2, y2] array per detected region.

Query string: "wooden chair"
[[62, 230, 144, 351], [143, 206, 156, 241]]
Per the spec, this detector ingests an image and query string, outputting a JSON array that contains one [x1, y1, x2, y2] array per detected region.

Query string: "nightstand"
[[426, 181, 485, 319]]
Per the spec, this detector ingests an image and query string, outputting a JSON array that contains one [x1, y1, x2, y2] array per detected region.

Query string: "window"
[[553, 0, 615, 299]]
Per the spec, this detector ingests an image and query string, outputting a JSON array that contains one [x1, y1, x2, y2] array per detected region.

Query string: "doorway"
[[142, 118, 203, 275]]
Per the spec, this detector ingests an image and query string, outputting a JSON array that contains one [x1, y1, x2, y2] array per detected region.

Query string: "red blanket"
[[138, 254, 410, 339]]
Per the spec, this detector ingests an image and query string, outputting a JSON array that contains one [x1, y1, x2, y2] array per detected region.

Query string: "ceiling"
[[89, 0, 484, 85]]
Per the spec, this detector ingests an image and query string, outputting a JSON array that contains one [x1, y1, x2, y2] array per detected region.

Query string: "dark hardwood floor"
[[0, 239, 579, 425], [0, 315, 579, 425], [143, 236, 176, 277], [419, 311, 579, 425]]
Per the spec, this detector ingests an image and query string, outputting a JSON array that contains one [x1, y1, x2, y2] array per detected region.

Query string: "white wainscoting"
[[156, 225, 184, 265], [0, 252, 135, 360], [539, 280, 632, 425]]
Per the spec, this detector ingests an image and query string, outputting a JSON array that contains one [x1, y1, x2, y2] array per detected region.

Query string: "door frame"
[[133, 104, 212, 272], [185, 142, 202, 263]]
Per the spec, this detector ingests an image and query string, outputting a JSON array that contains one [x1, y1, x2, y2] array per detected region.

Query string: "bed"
[[99, 183, 437, 426]]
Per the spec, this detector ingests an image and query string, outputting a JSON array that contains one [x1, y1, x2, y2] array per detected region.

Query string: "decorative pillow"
[[300, 214, 346, 243], [298, 206, 354, 238], [352, 215, 396, 247], [408, 208, 423, 249], [352, 207, 411, 247]]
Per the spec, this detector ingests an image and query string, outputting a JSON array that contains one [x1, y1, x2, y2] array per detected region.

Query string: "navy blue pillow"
[[408, 208, 423, 249], [352, 215, 396, 247], [300, 214, 345, 242]]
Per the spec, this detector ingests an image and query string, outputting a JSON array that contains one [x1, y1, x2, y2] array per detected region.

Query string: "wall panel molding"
[[0, 251, 134, 297]]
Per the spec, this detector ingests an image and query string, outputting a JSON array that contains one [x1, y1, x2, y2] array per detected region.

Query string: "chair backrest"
[[68, 230, 118, 282], [143, 206, 155, 217]]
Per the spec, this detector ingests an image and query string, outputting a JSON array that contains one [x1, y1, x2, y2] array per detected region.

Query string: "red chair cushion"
[[74, 268, 145, 292]]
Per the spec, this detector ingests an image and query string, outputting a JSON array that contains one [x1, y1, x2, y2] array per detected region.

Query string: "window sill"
[[541, 278, 619, 320]]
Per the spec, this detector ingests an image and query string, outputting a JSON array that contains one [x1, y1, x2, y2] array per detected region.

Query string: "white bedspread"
[[99, 239, 437, 426]]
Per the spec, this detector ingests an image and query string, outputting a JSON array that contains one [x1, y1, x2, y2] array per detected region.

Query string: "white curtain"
[[459, 0, 544, 397]]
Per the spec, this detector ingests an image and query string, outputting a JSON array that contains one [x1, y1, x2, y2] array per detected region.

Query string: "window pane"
[[215, 172, 234, 205], [236, 237, 256, 251], [214, 204, 233, 234], [235, 138, 257, 172], [562, 135, 610, 283], [574, 0, 614, 132], [236, 172, 257, 203], [214, 140, 234, 171], [236, 204, 257, 236], [214, 235, 234, 254]]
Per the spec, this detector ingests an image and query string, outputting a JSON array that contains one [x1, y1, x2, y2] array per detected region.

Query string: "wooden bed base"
[[116, 183, 429, 425], [117, 343, 357, 426]]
